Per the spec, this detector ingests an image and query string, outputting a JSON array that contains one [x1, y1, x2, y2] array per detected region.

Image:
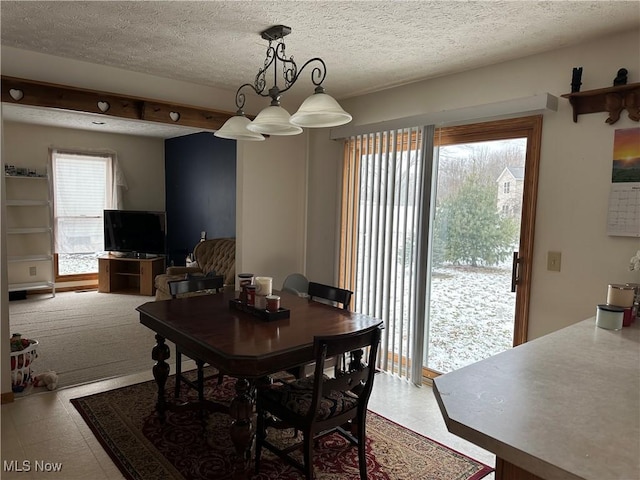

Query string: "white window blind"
[[51, 151, 114, 256]]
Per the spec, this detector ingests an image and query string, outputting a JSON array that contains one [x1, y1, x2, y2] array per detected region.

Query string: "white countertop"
[[433, 317, 640, 480]]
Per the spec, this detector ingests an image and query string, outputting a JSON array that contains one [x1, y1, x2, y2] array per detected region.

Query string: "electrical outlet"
[[547, 251, 561, 272], [29, 266, 37, 276]]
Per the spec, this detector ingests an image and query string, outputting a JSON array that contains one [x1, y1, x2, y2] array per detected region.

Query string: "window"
[[51, 150, 120, 278], [504, 181, 510, 193]]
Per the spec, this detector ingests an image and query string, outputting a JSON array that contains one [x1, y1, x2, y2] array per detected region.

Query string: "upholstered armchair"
[[154, 237, 235, 300]]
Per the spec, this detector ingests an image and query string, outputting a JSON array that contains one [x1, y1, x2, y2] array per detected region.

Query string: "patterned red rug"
[[71, 373, 493, 480]]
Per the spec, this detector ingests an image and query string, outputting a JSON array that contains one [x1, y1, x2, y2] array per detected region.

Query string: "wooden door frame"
[[435, 115, 543, 347]]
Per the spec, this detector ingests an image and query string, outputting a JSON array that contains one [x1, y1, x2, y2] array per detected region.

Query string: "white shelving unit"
[[5, 171, 55, 297]]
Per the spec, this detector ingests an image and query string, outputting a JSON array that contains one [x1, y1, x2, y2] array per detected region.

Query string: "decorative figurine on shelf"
[[613, 68, 628, 86], [571, 67, 583, 93]]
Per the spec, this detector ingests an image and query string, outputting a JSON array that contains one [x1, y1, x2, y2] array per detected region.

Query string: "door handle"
[[511, 251, 520, 293]]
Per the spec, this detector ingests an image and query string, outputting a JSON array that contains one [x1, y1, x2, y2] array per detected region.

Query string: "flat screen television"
[[103, 210, 166, 256]]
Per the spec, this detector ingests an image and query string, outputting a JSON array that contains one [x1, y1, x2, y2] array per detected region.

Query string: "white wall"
[[0, 121, 10, 398], [236, 134, 307, 290], [305, 130, 343, 284], [307, 28, 640, 340], [2, 122, 165, 210]]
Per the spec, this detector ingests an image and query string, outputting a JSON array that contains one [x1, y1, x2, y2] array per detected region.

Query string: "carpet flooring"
[[71, 373, 493, 480], [9, 290, 168, 388]]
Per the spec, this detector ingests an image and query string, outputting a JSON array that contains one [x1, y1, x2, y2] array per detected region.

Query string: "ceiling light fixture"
[[214, 25, 352, 142]]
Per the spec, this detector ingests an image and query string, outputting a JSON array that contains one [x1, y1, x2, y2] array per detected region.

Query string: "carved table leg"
[[229, 378, 254, 479], [151, 334, 170, 421]]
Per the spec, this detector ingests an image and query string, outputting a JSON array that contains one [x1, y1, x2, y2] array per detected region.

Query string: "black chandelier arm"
[[234, 82, 261, 110], [235, 33, 330, 109], [277, 56, 327, 96]]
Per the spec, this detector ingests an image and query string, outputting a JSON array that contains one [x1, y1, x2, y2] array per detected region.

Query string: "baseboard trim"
[[1, 391, 15, 404], [27, 283, 99, 295]]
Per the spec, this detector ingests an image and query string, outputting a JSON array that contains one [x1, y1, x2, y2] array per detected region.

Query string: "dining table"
[[136, 286, 383, 479]]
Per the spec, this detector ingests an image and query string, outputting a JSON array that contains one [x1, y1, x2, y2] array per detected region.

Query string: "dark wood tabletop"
[[136, 287, 383, 378], [137, 286, 383, 479]]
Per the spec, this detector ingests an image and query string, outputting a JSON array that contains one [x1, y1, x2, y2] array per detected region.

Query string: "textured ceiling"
[[1, 0, 639, 137]]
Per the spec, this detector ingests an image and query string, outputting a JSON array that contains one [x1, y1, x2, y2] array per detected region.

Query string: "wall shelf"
[[561, 83, 640, 124], [8, 255, 54, 263], [6, 170, 55, 296], [7, 227, 52, 235], [6, 199, 50, 206]]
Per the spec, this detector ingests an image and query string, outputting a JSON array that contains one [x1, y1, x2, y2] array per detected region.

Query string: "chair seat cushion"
[[262, 376, 358, 420]]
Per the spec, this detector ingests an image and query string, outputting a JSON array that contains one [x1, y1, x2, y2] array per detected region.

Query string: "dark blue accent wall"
[[165, 132, 236, 266]]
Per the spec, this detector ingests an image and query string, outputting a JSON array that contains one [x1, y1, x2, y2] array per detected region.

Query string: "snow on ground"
[[428, 265, 514, 373]]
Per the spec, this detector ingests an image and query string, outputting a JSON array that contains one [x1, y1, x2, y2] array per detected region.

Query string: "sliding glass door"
[[425, 138, 524, 373], [340, 116, 542, 383]]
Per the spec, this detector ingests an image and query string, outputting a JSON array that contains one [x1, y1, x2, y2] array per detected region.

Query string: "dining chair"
[[281, 273, 309, 296], [287, 281, 354, 378], [168, 275, 225, 402], [307, 281, 352, 310], [255, 324, 382, 480]]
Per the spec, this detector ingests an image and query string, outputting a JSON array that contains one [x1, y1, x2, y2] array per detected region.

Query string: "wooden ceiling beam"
[[1, 76, 236, 130]]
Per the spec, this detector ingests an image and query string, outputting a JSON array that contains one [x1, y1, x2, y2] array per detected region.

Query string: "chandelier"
[[214, 25, 352, 141]]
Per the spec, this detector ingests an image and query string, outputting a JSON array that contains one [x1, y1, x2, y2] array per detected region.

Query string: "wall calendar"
[[607, 127, 640, 237]]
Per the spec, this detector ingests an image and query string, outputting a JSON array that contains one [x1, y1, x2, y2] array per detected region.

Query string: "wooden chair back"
[[255, 322, 382, 479], [307, 281, 353, 310], [308, 324, 381, 418], [167, 274, 225, 402], [168, 275, 224, 298]]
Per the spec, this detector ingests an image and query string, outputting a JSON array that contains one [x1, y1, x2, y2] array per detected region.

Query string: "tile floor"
[[1, 369, 495, 479]]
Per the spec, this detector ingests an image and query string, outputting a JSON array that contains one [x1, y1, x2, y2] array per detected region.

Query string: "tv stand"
[[111, 251, 159, 259], [98, 255, 165, 296]]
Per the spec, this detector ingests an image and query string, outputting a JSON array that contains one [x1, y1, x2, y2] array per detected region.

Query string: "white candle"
[[254, 276, 273, 296], [607, 284, 634, 307], [255, 295, 267, 310]]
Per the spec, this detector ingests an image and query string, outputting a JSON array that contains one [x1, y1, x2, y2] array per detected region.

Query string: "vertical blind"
[[339, 126, 434, 383]]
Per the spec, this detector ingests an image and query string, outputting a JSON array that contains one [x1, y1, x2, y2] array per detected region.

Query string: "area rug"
[[71, 374, 493, 480]]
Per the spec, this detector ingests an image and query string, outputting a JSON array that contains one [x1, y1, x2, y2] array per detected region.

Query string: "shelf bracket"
[[561, 83, 640, 124]]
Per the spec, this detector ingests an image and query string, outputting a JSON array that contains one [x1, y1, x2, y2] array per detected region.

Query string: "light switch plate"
[[547, 251, 561, 272]]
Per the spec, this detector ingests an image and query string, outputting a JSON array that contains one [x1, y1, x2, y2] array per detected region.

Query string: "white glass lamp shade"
[[290, 91, 352, 128], [214, 114, 265, 141], [246, 105, 303, 136]]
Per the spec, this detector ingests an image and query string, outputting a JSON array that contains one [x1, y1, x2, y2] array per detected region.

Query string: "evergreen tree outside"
[[434, 172, 517, 267]]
